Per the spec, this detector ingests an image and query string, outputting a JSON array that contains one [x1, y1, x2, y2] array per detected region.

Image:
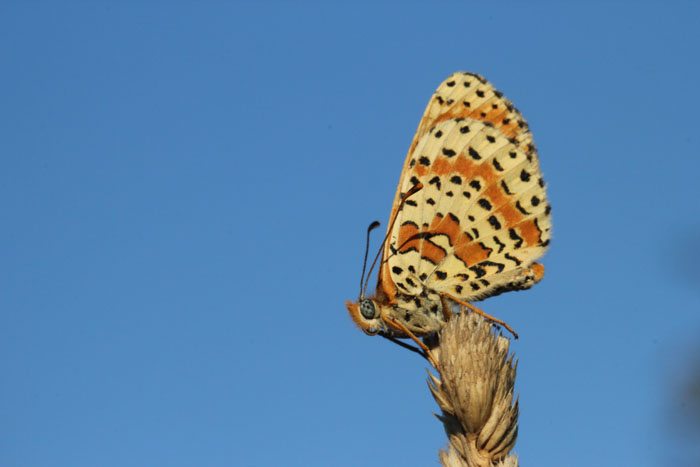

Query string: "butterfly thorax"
[[346, 291, 446, 338]]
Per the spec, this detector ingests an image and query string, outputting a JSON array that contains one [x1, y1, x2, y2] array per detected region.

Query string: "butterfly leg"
[[382, 314, 438, 368], [439, 295, 454, 322], [442, 293, 519, 339]]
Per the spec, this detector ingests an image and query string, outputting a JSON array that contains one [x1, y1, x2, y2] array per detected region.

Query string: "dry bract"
[[428, 312, 519, 467]]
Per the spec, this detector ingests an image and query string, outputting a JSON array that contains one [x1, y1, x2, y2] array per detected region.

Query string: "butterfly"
[[346, 72, 551, 351]]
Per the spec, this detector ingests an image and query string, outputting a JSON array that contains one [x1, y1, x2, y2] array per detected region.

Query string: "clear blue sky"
[[2, 3, 699, 466]]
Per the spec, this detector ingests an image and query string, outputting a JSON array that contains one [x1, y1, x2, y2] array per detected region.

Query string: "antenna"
[[362, 182, 423, 296], [359, 221, 381, 297]]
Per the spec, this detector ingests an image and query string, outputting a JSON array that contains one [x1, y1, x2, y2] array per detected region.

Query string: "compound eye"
[[359, 299, 378, 320]]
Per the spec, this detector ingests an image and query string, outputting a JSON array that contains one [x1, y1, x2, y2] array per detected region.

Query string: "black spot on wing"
[[469, 265, 486, 278], [509, 228, 523, 248], [479, 261, 505, 273], [501, 180, 513, 195], [493, 236, 505, 253], [504, 253, 522, 266], [515, 201, 529, 215], [478, 199, 492, 211]]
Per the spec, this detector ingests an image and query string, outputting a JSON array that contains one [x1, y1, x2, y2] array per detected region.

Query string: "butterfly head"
[[345, 298, 386, 335]]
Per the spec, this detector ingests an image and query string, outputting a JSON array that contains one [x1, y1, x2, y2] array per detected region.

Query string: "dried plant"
[[427, 311, 519, 467]]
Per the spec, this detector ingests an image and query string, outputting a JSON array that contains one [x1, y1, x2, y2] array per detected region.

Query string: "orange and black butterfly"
[[346, 72, 551, 350]]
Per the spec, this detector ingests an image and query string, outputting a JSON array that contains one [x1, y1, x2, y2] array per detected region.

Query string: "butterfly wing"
[[378, 72, 551, 303]]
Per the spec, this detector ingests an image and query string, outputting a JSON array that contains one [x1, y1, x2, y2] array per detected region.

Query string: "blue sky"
[[2, 2, 699, 466]]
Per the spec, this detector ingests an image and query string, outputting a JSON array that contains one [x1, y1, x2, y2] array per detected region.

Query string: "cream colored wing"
[[378, 73, 550, 302]]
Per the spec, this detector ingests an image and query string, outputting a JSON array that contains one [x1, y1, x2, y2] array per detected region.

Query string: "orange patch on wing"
[[470, 102, 507, 126], [396, 218, 449, 266], [499, 121, 520, 139], [429, 108, 465, 131], [431, 156, 453, 176], [454, 240, 491, 267], [496, 201, 524, 227], [452, 155, 476, 178], [459, 156, 486, 181], [397, 222, 420, 253], [483, 184, 510, 211], [429, 213, 460, 246], [482, 182, 523, 228], [414, 164, 427, 177], [420, 241, 446, 265], [473, 159, 500, 184], [530, 262, 545, 282], [423, 154, 502, 187], [379, 265, 395, 300], [514, 219, 542, 246]]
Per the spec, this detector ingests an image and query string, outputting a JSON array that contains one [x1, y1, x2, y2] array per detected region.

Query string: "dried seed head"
[[428, 312, 519, 466]]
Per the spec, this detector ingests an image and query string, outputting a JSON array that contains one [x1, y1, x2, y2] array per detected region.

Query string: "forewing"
[[378, 72, 551, 302]]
